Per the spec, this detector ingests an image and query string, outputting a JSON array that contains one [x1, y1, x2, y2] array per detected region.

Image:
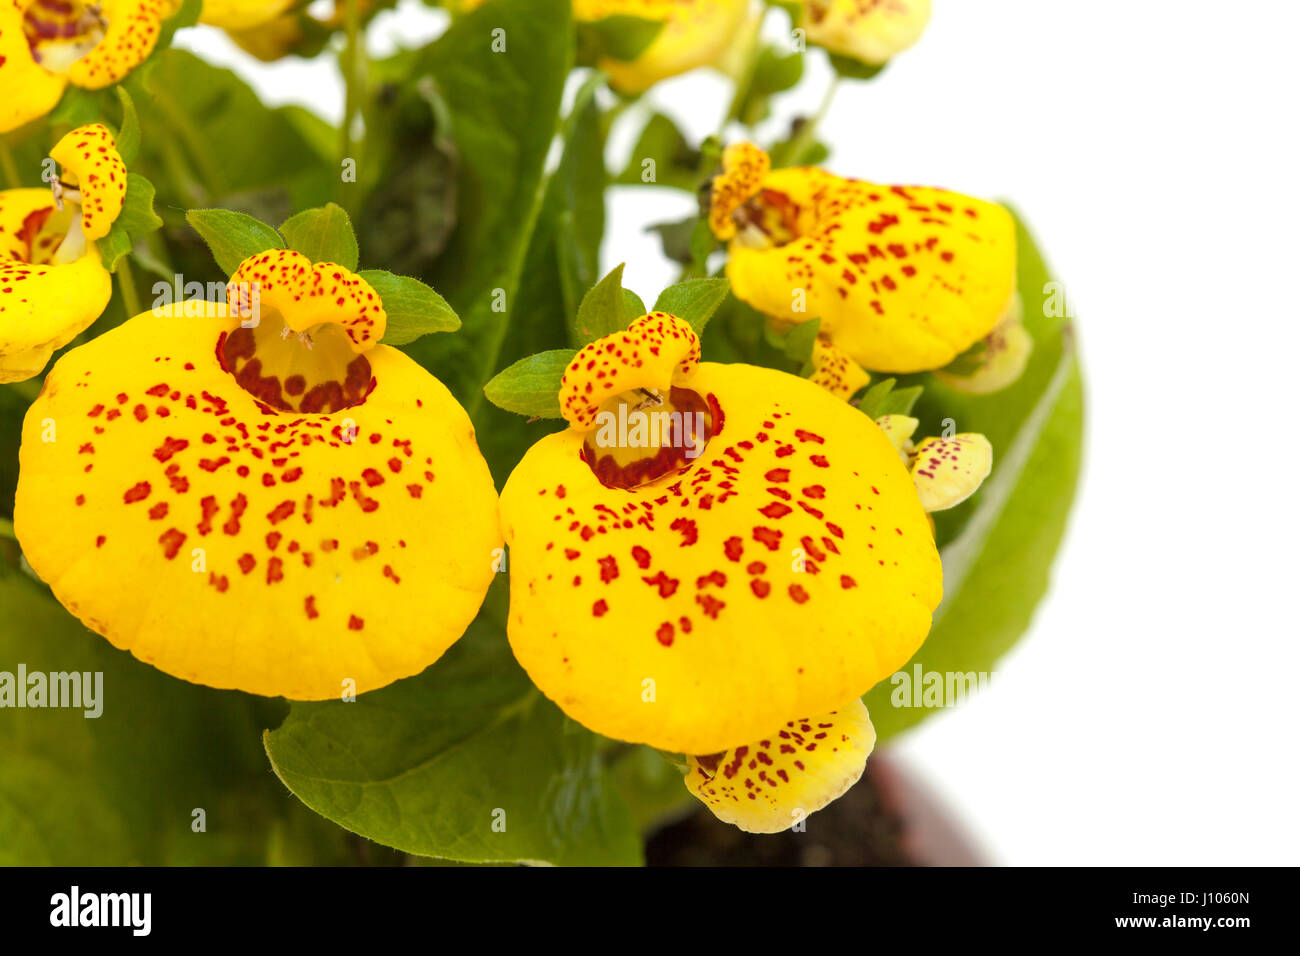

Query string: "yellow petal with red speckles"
[[808, 336, 869, 401], [910, 433, 992, 512], [874, 413, 918, 457], [714, 145, 1017, 373], [65, 0, 168, 91], [577, 0, 753, 94], [685, 698, 874, 833], [14, 300, 500, 699], [800, 0, 930, 66], [198, 0, 296, 30], [49, 124, 127, 241], [501, 334, 941, 755], [708, 142, 768, 242], [560, 311, 700, 429], [0, 188, 111, 383], [0, 3, 68, 134], [228, 250, 387, 352]]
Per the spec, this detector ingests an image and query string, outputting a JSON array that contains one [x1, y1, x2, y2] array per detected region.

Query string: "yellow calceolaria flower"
[[876, 414, 992, 512], [0, 0, 178, 133], [0, 123, 126, 384], [499, 312, 943, 832], [448, 0, 752, 93], [14, 248, 501, 700], [576, 0, 755, 94], [797, 0, 931, 67], [709, 142, 1018, 375], [194, 0, 296, 31]]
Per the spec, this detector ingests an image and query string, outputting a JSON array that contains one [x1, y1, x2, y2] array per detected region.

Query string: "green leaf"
[[362, 270, 460, 345], [400, 0, 574, 425], [623, 288, 647, 319], [782, 316, 821, 365], [865, 213, 1085, 740], [114, 87, 141, 166], [49, 87, 106, 127], [652, 278, 730, 336], [98, 173, 164, 273], [613, 113, 700, 191], [859, 377, 923, 418], [610, 747, 692, 834], [155, 0, 201, 52], [483, 349, 577, 419], [471, 38, 601, 478], [132, 51, 336, 212], [577, 14, 664, 63], [0, 567, 351, 865], [185, 208, 285, 277], [732, 45, 804, 127], [571, 263, 635, 346], [828, 53, 887, 82], [356, 75, 458, 276], [279, 203, 360, 270], [264, 582, 642, 866]]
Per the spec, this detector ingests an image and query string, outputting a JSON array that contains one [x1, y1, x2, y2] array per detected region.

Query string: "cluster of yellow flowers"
[[0, 1, 1024, 834]]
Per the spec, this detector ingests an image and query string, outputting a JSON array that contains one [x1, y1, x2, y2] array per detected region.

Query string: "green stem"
[[721, 7, 769, 129], [117, 257, 142, 318], [0, 140, 21, 189], [338, 0, 363, 205]]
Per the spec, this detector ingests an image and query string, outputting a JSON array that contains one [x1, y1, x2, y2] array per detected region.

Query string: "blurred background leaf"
[[866, 215, 1085, 740]]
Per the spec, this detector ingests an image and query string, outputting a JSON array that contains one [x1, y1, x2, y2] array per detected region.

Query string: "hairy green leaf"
[[185, 208, 284, 277], [483, 349, 577, 419], [280, 203, 360, 270], [652, 278, 730, 336], [571, 263, 635, 346], [114, 87, 141, 166], [363, 270, 460, 345], [99, 174, 164, 273]]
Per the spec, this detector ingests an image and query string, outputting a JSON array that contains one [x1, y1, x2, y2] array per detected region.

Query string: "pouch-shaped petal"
[[0, 4, 68, 133], [0, 188, 112, 384], [910, 433, 992, 512], [800, 0, 930, 66], [579, 0, 753, 94], [49, 123, 128, 241], [501, 344, 941, 755], [0, 250, 110, 383], [685, 698, 875, 833], [718, 152, 1017, 373], [15, 300, 501, 699], [66, 0, 169, 90], [199, 0, 296, 31]]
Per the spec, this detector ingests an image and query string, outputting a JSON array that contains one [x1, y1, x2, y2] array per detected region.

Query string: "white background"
[[180, 0, 1300, 864]]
